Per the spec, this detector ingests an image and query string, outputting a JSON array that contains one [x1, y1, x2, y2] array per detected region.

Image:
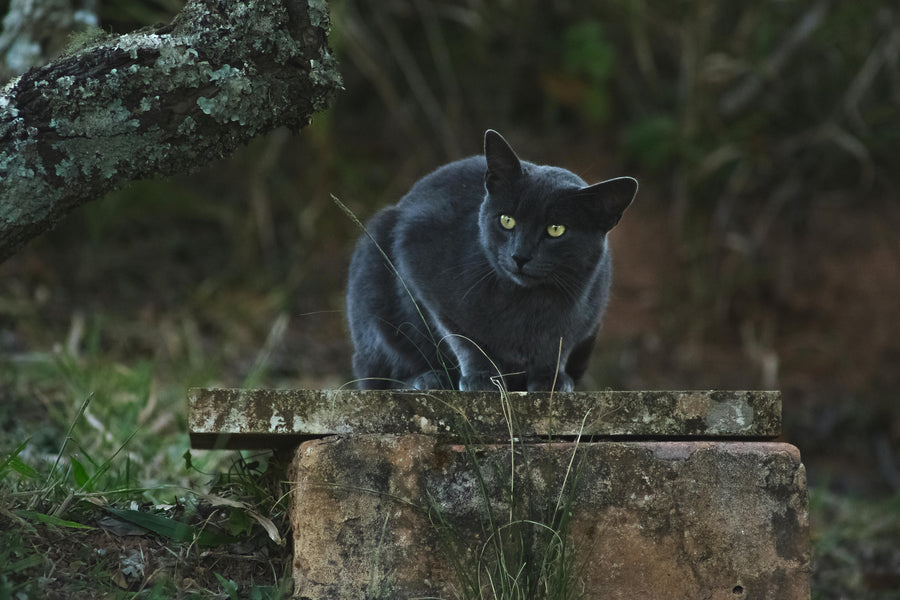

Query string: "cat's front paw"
[[527, 372, 574, 392], [459, 371, 503, 391], [410, 370, 455, 390]]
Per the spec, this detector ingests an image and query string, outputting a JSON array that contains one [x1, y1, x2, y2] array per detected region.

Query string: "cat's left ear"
[[484, 130, 523, 193], [580, 177, 638, 230]]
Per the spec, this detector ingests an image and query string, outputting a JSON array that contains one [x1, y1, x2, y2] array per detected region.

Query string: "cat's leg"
[[526, 371, 575, 393], [355, 318, 455, 389], [458, 371, 503, 391], [390, 316, 460, 389], [564, 330, 598, 385], [361, 308, 459, 390], [408, 369, 456, 390], [402, 325, 460, 389], [525, 340, 579, 392], [437, 337, 505, 391], [352, 348, 406, 389]]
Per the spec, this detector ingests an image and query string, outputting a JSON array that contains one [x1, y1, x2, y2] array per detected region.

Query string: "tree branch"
[[0, 0, 341, 262]]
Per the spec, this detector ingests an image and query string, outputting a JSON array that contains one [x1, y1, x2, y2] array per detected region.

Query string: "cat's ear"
[[579, 176, 638, 230], [484, 130, 522, 193]]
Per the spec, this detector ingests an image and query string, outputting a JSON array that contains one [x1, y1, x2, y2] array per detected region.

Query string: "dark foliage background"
[[2, 1, 899, 598]]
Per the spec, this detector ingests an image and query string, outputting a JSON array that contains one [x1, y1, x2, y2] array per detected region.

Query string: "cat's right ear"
[[580, 176, 638, 230], [484, 130, 522, 193]]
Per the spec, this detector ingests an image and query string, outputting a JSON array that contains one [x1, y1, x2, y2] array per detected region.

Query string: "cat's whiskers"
[[437, 262, 469, 278], [549, 269, 581, 305]]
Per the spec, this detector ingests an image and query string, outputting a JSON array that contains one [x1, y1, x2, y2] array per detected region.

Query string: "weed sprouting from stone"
[[423, 365, 590, 600]]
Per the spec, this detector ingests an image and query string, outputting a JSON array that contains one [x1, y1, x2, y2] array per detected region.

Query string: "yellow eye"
[[547, 224, 566, 237], [499, 215, 516, 230]]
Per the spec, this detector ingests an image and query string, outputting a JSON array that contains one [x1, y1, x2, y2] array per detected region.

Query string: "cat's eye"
[[499, 215, 516, 230], [547, 224, 566, 238]]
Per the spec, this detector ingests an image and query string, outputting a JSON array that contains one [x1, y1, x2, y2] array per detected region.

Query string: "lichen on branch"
[[0, 0, 342, 262]]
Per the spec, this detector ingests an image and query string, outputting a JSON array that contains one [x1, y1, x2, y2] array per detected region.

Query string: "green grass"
[[810, 487, 900, 600], [0, 346, 293, 599]]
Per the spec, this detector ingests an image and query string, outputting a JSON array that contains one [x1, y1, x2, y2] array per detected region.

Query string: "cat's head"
[[478, 129, 637, 290]]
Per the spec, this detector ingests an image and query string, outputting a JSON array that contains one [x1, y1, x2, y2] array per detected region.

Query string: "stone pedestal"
[[188, 389, 810, 599], [290, 437, 808, 600]]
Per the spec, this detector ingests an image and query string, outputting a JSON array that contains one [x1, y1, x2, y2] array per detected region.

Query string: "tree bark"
[[0, 0, 341, 263]]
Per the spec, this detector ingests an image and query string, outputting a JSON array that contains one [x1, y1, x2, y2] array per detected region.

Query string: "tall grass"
[[418, 380, 589, 600]]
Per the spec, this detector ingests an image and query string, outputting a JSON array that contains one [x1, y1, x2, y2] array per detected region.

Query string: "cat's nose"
[[512, 254, 531, 270]]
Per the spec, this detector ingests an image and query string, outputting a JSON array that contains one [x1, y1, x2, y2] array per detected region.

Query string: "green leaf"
[[71, 457, 90, 490], [7, 456, 39, 479], [105, 507, 233, 547], [214, 573, 239, 600], [17, 510, 95, 530], [228, 507, 253, 537], [105, 507, 193, 541]]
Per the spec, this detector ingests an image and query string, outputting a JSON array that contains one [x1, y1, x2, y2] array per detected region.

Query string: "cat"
[[346, 130, 637, 392]]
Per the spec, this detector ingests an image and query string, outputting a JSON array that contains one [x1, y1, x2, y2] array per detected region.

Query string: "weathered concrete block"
[[290, 436, 809, 600], [188, 389, 806, 598], [189, 389, 781, 448]]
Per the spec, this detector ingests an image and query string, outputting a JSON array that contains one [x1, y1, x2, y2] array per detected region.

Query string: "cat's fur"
[[346, 130, 637, 391]]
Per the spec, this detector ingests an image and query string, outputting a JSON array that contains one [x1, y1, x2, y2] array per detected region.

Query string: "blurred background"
[[1, 1, 899, 598]]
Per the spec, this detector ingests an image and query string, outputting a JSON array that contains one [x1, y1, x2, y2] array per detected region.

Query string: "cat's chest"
[[439, 280, 589, 339]]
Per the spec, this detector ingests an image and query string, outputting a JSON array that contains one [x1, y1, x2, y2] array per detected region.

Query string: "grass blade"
[[17, 509, 95, 530], [1, 440, 39, 479], [46, 393, 93, 486]]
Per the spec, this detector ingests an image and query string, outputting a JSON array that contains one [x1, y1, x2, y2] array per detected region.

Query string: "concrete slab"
[[189, 389, 781, 449]]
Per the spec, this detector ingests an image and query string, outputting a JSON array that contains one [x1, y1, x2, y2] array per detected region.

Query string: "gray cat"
[[346, 130, 637, 391]]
